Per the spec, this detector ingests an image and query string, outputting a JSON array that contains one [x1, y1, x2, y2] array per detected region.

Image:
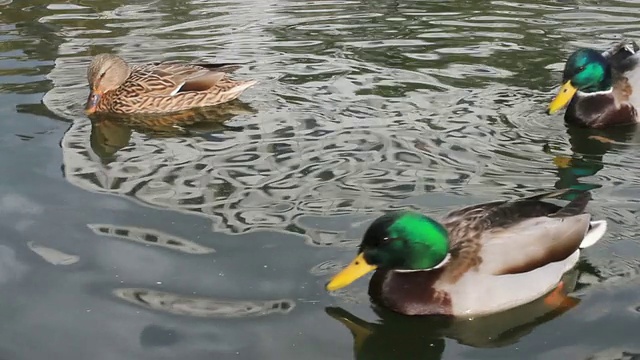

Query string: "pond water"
[[1, 0, 640, 359]]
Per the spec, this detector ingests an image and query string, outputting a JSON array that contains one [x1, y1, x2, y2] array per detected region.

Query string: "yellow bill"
[[326, 253, 377, 291], [547, 80, 577, 115]]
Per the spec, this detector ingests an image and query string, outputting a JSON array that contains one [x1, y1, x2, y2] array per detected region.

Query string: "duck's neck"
[[393, 253, 451, 273]]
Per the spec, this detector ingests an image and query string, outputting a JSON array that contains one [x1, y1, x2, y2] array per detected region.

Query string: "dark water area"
[[1, 0, 640, 359]]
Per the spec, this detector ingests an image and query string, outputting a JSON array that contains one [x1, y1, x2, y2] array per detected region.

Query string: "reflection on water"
[[87, 223, 215, 254], [27, 241, 79, 266], [548, 124, 640, 200], [139, 324, 180, 348], [89, 101, 255, 160], [114, 288, 295, 318], [327, 271, 581, 360]]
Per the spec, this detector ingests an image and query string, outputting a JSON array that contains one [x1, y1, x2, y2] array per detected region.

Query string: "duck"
[[546, 40, 640, 128], [85, 54, 257, 115], [325, 189, 607, 316]]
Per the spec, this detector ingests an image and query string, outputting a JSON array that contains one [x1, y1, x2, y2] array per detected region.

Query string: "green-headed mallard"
[[547, 40, 640, 128], [85, 54, 257, 115], [326, 190, 607, 316]]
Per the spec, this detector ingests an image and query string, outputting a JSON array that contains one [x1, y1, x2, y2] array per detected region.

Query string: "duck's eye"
[[99, 72, 106, 78], [380, 237, 393, 245], [577, 65, 586, 72]]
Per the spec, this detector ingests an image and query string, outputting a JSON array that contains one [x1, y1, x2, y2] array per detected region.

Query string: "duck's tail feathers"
[[223, 80, 258, 98], [603, 40, 640, 73], [580, 220, 607, 248], [602, 40, 639, 59], [553, 191, 592, 217]]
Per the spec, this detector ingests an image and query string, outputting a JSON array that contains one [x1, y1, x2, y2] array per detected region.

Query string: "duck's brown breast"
[[369, 269, 453, 316], [566, 92, 637, 128]]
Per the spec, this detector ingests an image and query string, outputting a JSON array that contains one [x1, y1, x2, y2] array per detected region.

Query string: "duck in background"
[[547, 40, 640, 128], [85, 54, 257, 115]]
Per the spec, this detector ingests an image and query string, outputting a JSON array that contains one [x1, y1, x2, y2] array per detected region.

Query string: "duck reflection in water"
[[88, 100, 255, 161], [548, 123, 640, 198], [327, 270, 583, 360]]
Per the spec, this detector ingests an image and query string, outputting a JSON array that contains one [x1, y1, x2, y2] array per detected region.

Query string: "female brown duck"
[[85, 54, 257, 115]]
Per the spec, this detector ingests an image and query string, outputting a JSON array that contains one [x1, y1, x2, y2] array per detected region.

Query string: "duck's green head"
[[547, 48, 612, 114], [326, 211, 450, 291]]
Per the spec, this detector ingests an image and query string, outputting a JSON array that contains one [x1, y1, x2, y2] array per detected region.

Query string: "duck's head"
[[547, 48, 612, 115], [326, 211, 450, 291], [86, 54, 131, 114]]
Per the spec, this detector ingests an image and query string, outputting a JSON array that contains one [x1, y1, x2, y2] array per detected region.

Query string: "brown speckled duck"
[[85, 54, 257, 115], [326, 189, 607, 316]]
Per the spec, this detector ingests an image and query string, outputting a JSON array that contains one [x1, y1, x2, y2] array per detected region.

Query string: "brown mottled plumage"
[[85, 53, 257, 114], [327, 189, 607, 316]]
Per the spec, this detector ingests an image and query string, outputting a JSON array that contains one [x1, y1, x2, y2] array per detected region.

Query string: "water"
[[2, 0, 640, 359]]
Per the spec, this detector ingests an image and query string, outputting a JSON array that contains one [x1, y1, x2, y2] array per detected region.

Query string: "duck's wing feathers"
[[441, 189, 569, 233], [442, 190, 597, 278], [127, 62, 230, 96], [478, 213, 591, 275], [600, 40, 640, 111], [477, 191, 594, 276]]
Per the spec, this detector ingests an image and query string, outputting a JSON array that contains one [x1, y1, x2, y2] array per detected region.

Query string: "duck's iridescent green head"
[[547, 48, 612, 114], [326, 211, 450, 291], [563, 49, 611, 92]]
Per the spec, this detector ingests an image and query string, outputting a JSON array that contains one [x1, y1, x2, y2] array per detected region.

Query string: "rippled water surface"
[[3, 0, 640, 359]]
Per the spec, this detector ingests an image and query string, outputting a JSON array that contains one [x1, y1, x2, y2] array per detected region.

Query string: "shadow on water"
[[327, 270, 584, 360], [88, 100, 255, 160]]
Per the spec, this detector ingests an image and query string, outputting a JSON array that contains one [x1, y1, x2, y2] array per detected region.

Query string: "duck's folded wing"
[[478, 214, 591, 276], [442, 189, 571, 232], [127, 63, 227, 96]]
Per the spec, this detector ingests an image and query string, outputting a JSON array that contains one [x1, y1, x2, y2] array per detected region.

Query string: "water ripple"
[[26, 0, 634, 242]]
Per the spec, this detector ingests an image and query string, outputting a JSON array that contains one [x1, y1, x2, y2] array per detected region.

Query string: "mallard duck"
[[326, 189, 607, 316], [546, 40, 640, 128], [85, 54, 257, 114]]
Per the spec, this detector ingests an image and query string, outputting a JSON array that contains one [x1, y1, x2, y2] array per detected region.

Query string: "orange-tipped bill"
[[326, 253, 377, 291], [85, 92, 101, 115], [547, 80, 577, 115]]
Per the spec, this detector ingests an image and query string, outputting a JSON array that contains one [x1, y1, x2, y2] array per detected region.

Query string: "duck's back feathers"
[[152, 61, 244, 73], [441, 189, 580, 239]]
